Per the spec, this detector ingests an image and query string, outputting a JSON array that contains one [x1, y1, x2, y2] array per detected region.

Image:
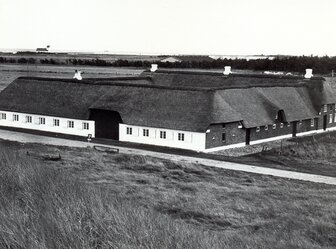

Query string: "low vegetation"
[[245, 131, 336, 177], [1, 140, 336, 248], [1, 54, 336, 74]]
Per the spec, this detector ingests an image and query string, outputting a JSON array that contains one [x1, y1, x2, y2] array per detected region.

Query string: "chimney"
[[73, 70, 82, 80], [223, 66, 231, 75], [150, 64, 158, 72], [304, 69, 313, 79]]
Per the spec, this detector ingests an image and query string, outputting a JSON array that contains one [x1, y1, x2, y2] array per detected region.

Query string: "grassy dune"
[[1, 141, 336, 248]]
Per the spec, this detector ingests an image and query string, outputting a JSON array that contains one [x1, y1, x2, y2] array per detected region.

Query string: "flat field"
[[0, 139, 336, 249], [0, 64, 144, 91]]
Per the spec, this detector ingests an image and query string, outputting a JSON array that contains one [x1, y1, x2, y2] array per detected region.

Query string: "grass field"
[[0, 139, 336, 248], [0, 64, 144, 91]]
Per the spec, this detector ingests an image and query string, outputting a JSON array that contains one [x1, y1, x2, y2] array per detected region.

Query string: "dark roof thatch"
[[0, 71, 335, 132]]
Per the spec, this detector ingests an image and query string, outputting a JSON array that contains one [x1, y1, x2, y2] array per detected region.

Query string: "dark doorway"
[[277, 110, 286, 123], [245, 128, 251, 145], [89, 109, 122, 139], [292, 121, 297, 137], [315, 118, 319, 130], [323, 115, 327, 131]]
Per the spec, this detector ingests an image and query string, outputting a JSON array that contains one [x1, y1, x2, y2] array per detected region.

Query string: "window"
[[280, 123, 284, 128], [53, 119, 60, 126], [143, 129, 149, 137], [39, 117, 45, 125], [67, 120, 74, 128], [330, 105, 333, 111], [160, 131, 166, 139], [299, 121, 302, 126], [13, 114, 19, 121], [222, 133, 226, 142], [311, 118, 315, 127], [264, 125, 268, 131], [272, 124, 276, 129], [287, 122, 291, 127], [126, 127, 132, 135], [222, 124, 226, 129], [178, 133, 185, 141], [26, 115, 32, 123], [238, 122, 243, 129], [83, 122, 89, 130], [256, 126, 260, 132], [329, 114, 333, 124], [0, 113, 6, 120], [323, 104, 328, 112]]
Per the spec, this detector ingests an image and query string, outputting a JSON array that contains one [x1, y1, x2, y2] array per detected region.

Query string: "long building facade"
[[0, 69, 335, 152]]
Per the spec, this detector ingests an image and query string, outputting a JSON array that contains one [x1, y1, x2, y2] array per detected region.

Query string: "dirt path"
[[1, 129, 336, 186]]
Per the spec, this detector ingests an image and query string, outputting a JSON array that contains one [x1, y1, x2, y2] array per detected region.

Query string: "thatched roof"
[[0, 71, 335, 132]]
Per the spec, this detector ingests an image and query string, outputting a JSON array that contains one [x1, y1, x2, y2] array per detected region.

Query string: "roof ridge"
[[142, 70, 325, 80], [16, 77, 215, 92]]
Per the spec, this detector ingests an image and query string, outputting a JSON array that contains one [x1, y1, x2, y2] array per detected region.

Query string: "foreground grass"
[[0, 149, 226, 249], [1, 140, 336, 248]]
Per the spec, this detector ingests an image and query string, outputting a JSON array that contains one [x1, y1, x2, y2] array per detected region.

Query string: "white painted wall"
[[119, 124, 206, 151], [0, 110, 95, 137]]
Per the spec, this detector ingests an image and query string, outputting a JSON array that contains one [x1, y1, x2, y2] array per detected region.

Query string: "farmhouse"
[[36, 48, 49, 53], [160, 55, 214, 63], [0, 67, 335, 152]]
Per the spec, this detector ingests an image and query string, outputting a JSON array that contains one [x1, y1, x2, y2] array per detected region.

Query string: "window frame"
[[67, 120, 74, 128], [178, 132, 185, 141], [82, 122, 89, 130], [26, 115, 32, 123], [310, 118, 315, 127], [143, 128, 149, 137], [39, 117, 45, 125], [13, 114, 19, 122], [126, 127, 132, 135], [159, 130, 166, 139], [53, 119, 60, 127], [0, 113, 6, 120], [329, 114, 333, 124], [323, 104, 328, 112], [256, 126, 260, 132], [222, 132, 226, 142], [272, 124, 276, 129]]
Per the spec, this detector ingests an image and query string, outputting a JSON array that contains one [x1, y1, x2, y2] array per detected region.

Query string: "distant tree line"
[[0, 55, 335, 74]]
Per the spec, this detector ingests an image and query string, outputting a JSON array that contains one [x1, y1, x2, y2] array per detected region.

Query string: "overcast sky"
[[0, 0, 335, 55]]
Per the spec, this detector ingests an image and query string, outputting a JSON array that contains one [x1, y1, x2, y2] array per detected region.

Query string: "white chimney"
[[73, 70, 82, 80], [223, 66, 231, 75], [150, 64, 158, 72], [304, 69, 313, 79]]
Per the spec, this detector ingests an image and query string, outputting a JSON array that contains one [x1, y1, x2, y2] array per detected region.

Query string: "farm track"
[[1, 128, 336, 186]]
